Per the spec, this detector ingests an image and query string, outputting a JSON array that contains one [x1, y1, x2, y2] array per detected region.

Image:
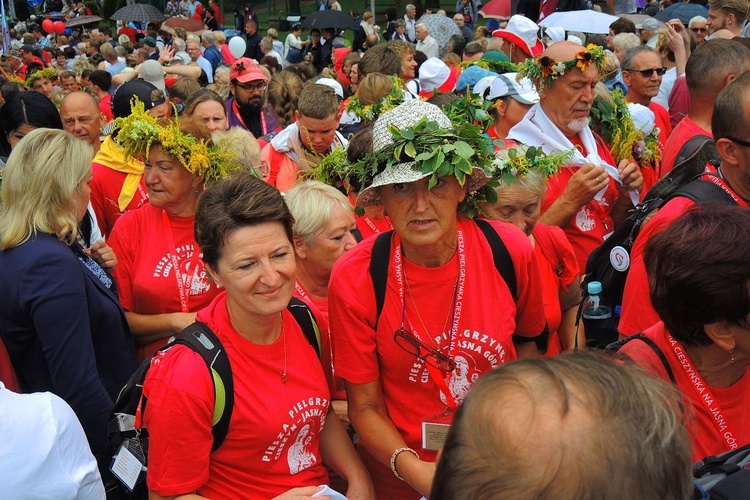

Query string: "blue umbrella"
[[654, 3, 708, 25]]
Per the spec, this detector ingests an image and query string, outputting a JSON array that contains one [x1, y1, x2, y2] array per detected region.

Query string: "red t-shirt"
[[668, 75, 690, 129], [542, 134, 620, 272], [328, 217, 546, 499], [620, 322, 750, 462], [99, 93, 114, 123], [90, 161, 149, 238], [108, 204, 220, 361], [619, 196, 697, 336], [143, 293, 331, 498], [659, 115, 710, 179], [118, 26, 137, 44], [532, 224, 579, 356]]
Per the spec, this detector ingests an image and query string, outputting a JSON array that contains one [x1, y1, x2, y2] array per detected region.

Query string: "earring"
[[730, 348, 736, 364]]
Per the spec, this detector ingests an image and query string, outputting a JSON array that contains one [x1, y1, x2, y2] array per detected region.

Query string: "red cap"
[[229, 57, 269, 84]]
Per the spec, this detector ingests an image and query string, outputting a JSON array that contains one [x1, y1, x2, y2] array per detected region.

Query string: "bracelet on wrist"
[[390, 446, 419, 481]]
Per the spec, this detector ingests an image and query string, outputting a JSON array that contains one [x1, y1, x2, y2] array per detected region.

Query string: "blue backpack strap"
[[172, 321, 233, 452], [369, 230, 394, 330], [287, 296, 322, 359]]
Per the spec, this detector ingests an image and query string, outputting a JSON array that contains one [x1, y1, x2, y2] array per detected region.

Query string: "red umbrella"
[[479, 0, 511, 19], [163, 16, 206, 32]]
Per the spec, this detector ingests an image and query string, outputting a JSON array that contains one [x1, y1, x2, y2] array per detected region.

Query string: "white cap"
[[315, 77, 344, 99], [488, 73, 539, 105], [139, 59, 166, 92]]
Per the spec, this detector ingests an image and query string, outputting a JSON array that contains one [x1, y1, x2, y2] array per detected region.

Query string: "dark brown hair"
[[195, 171, 294, 269], [645, 204, 750, 346]]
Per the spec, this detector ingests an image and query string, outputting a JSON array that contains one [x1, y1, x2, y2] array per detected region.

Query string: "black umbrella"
[[111, 3, 166, 23], [654, 3, 708, 25], [66, 15, 103, 28], [301, 10, 357, 30]]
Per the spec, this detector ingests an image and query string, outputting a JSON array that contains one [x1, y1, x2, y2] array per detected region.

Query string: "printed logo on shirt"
[[153, 244, 212, 296], [575, 206, 596, 232], [263, 396, 329, 471]]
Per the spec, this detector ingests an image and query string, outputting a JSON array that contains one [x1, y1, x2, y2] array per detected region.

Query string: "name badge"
[[421, 410, 453, 451]]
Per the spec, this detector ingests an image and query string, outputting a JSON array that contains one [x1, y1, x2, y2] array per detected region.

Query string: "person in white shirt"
[[0, 383, 105, 499], [404, 4, 417, 41], [187, 40, 214, 83], [416, 23, 440, 58], [261, 36, 284, 67]]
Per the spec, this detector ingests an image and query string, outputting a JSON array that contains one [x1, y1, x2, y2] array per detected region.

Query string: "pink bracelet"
[[390, 447, 419, 481]]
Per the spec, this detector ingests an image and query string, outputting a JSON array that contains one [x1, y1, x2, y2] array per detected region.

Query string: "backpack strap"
[[369, 230, 394, 330], [671, 178, 739, 206], [172, 321, 234, 452], [287, 296, 322, 359], [474, 218, 517, 300], [673, 134, 712, 168], [606, 333, 677, 385]]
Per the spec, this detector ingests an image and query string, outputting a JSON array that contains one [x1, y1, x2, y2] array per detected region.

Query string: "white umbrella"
[[539, 10, 620, 35]]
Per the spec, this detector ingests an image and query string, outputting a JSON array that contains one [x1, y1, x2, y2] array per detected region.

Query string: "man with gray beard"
[[508, 41, 643, 270]]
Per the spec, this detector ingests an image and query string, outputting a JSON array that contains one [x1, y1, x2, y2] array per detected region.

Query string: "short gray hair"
[[612, 32, 641, 53], [201, 31, 216, 44], [688, 15, 707, 27], [620, 45, 657, 71], [173, 37, 186, 51], [406, 3, 415, 11], [416, 22, 429, 33]]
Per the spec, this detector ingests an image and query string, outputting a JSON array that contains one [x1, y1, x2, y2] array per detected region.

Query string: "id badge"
[[421, 409, 453, 451], [110, 438, 147, 491]]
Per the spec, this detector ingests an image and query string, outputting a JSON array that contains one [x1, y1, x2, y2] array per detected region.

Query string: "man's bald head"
[[61, 91, 106, 151], [542, 40, 584, 62]]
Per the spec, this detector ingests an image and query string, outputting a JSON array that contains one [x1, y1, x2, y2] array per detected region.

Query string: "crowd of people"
[[1, 0, 750, 498]]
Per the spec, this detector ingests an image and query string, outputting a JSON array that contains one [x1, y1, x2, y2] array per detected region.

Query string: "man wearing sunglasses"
[[621, 46, 672, 148], [689, 15, 709, 43]]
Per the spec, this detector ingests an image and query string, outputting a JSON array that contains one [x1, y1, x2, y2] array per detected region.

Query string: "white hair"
[[416, 22, 429, 33], [689, 15, 707, 27]]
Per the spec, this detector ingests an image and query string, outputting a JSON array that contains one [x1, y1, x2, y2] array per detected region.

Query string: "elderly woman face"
[[209, 221, 296, 318], [296, 204, 357, 278], [483, 184, 542, 236], [143, 145, 201, 215], [378, 176, 466, 256]]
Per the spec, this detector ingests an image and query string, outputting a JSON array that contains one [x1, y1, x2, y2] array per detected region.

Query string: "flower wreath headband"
[[25, 68, 57, 88], [517, 43, 607, 91], [114, 98, 244, 185], [345, 75, 405, 122]]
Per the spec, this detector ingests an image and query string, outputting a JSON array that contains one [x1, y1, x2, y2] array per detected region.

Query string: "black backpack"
[[693, 443, 750, 499], [368, 218, 548, 350], [105, 297, 321, 498]]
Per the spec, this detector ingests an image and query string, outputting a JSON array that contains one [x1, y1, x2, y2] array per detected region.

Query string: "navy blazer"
[[0, 233, 137, 459]]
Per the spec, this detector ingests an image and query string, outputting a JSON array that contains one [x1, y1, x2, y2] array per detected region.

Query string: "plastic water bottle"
[[582, 281, 617, 349]]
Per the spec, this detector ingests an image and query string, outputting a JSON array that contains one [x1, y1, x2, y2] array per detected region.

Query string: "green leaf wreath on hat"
[[589, 89, 661, 167], [517, 43, 607, 91], [113, 99, 245, 185], [459, 59, 518, 76]]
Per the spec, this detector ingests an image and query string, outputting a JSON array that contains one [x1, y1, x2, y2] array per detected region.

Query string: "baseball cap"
[[636, 18, 661, 31], [488, 73, 539, 105], [142, 36, 157, 48], [492, 15, 543, 57], [418, 57, 459, 96], [139, 59, 166, 92], [112, 79, 167, 119], [472, 76, 497, 100], [229, 57, 269, 84], [315, 77, 344, 99], [19, 44, 34, 55]]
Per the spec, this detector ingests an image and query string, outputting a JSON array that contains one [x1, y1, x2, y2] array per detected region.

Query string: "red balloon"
[[42, 18, 54, 33], [54, 21, 65, 34]]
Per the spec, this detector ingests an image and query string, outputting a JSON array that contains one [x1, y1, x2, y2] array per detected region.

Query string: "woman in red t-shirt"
[[620, 204, 750, 462], [482, 167, 584, 355], [109, 105, 241, 362], [143, 172, 373, 499]]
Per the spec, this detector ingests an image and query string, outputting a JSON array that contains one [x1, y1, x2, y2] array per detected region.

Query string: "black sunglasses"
[[727, 136, 750, 148], [624, 67, 667, 78]]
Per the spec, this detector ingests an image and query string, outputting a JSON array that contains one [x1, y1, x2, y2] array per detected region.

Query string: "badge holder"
[[110, 437, 147, 492], [421, 408, 453, 451]]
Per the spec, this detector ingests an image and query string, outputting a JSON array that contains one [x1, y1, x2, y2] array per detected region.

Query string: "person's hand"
[[345, 472, 376, 500], [86, 240, 117, 272], [271, 486, 327, 500], [561, 162, 610, 207], [666, 22, 684, 56], [667, 18, 685, 34], [617, 158, 643, 191], [171, 312, 197, 332], [331, 399, 352, 429], [159, 45, 175, 64]]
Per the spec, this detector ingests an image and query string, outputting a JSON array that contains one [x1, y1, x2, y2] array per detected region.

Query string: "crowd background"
[[1, 0, 750, 498]]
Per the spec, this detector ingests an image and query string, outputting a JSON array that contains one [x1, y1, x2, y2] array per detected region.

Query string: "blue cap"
[[587, 281, 603, 295]]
